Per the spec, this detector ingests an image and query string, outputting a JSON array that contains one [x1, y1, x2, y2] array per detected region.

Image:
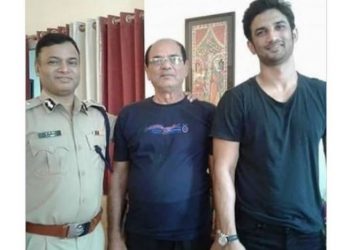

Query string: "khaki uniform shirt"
[[26, 94, 115, 250]]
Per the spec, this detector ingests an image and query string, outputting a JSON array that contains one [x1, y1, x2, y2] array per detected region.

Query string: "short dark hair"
[[35, 33, 80, 59], [242, 0, 295, 41], [144, 40, 187, 67]]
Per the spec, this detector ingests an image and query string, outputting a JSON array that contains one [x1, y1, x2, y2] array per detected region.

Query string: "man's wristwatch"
[[217, 230, 239, 246]]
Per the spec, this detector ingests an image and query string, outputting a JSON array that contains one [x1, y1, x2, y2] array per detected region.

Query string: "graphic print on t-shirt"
[[144, 123, 189, 135]]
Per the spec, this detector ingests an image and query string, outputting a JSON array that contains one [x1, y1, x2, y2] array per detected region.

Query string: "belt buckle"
[[67, 223, 89, 238]]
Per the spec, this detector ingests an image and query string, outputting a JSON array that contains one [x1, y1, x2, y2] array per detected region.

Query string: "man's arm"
[[107, 161, 129, 250], [212, 138, 245, 250], [323, 131, 327, 158], [108, 114, 117, 142]]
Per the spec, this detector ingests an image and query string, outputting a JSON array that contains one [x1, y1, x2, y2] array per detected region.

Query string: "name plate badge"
[[38, 130, 62, 139]]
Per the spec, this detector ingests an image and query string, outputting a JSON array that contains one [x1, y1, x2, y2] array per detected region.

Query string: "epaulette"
[[26, 97, 42, 111], [83, 100, 106, 110]]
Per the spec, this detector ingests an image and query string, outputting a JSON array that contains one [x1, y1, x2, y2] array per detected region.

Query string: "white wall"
[[144, 0, 326, 96], [26, 0, 144, 35]]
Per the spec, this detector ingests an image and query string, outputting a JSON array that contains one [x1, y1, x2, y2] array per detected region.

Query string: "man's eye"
[[256, 30, 265, 37], [48, 60, 59, 65], [149, 58, 162, 65], [276, 24, 285, 30], [153, 58, 162, 64], [169, 56, 183, 65], [68, 61, 78, 66]]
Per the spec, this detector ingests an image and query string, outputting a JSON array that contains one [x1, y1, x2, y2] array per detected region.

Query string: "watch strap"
[[226, 234, 239, 242]]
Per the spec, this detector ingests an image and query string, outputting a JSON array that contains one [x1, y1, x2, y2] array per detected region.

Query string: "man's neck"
[[153, 90, 185, 105], [256, 59, 298, 102], [258, 58, 297, 89]]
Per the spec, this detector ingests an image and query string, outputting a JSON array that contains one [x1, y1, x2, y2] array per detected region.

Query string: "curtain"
[[103, 9, 145, 114], [70, 22, 87, 100]]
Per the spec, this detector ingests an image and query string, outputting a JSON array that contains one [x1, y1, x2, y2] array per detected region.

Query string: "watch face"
[[218, 235, 228, 246]]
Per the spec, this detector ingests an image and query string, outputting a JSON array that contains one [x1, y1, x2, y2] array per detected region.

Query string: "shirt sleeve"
[[113, 111, 129, 161], [211, 89, 244, 142]]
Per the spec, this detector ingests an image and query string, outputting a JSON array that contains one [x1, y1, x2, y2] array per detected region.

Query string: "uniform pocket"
[[86, 133, 106, 151], [28, 136, 69, 176], [85, 133, 106, 171]]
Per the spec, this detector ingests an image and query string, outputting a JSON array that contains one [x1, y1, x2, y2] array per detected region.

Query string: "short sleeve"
[[211, 88, 244, 142], [113, 111, 129, 161]]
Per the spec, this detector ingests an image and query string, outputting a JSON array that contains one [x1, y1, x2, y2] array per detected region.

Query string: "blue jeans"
[[237, 212, 326, 250], [126, 232, 212, 250]]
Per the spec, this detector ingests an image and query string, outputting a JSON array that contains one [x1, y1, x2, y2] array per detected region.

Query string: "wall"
[[144, 0, 326, 96], [26, 0, 144, 35]]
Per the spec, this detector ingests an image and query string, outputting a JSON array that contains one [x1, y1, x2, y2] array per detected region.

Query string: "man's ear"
[[247, 40, 256, 55], [145, 64, 151, 81], [292, 28, 298, 42], [35, 61, 40, 76], [184, 60, 189, 77]]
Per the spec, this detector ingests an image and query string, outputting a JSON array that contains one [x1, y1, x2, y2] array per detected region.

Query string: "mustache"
[[266, 40, 284, 49]]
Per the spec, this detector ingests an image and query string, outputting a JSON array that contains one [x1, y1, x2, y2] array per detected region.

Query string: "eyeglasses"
[[148, 55, 184, 66]]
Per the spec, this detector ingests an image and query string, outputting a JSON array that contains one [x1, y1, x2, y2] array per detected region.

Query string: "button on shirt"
[[26, 94, 109, 250]]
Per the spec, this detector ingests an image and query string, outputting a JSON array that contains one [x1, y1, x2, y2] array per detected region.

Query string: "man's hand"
[[224, 240, 246, 250], [210, 240, 222, 250], [108, 237, 127, 250], [185, 92, 198, 102], [210, 240, 246, 250]]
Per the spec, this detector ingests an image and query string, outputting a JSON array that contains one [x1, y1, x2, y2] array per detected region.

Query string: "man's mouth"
[[56, 77, 72, 82], [266, 41, 284, 51], [160, 74, 174, 78]]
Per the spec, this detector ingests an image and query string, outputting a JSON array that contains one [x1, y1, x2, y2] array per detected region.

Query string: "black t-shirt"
[[211, 73, 326, 233]]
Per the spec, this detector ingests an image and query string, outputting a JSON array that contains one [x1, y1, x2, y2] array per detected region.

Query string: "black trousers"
[[237, 211, 326, 250], [126, 232, 212, 250]]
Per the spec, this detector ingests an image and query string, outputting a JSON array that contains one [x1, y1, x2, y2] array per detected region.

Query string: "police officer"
[[26, 33, 114, 250]]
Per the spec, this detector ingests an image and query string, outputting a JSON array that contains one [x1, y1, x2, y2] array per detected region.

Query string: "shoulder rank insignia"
[[81, 102, 88, 113], [26, 97, 41, 110], [44, 98, 56, 111]]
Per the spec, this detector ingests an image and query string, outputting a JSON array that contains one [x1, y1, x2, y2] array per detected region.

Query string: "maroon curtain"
[[102, 9, 145, 115], [134, 9, 145, 101], [120, 12, 136, 106], [99, 17, 108, 109], [105, 15, 123, 115]]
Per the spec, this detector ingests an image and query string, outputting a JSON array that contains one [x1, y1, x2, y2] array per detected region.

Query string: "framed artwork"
[[185, 12, 235, 105]]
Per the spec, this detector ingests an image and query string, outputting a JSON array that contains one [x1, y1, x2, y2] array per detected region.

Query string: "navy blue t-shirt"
[[114, 97, 215, 240], [211, 73, 326, 233]]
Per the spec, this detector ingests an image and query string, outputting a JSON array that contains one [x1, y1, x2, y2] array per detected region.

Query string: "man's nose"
[[160, 58, 172, 68], [58, 62, 70, 72], [267, 29, 279, 42]]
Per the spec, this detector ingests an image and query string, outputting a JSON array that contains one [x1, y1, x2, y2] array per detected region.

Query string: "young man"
[[26, 33, 114, 250], [211, 0, 326, 249], [108, 39, 215, 250]]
